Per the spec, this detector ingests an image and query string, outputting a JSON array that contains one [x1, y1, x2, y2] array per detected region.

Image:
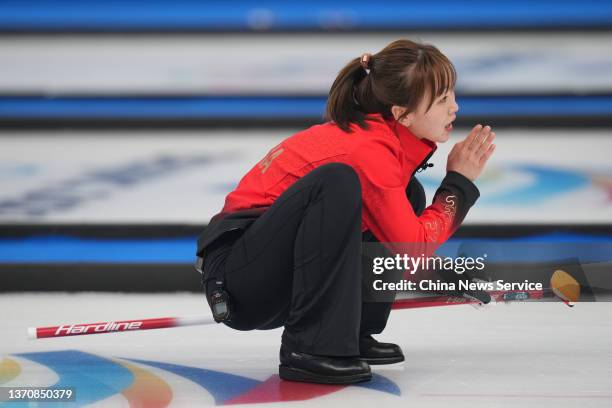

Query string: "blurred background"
[[1, 0, 611, 292]]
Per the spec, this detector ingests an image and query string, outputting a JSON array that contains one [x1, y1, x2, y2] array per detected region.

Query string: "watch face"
[[213, 302, 228, 316]]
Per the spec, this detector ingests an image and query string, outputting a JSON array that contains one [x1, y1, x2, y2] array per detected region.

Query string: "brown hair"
[[325, 39, 456, 132]]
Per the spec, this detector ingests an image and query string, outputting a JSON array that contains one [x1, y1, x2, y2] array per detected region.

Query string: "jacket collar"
[[363, 114, 436, 171], [387, 118, 437, 164]]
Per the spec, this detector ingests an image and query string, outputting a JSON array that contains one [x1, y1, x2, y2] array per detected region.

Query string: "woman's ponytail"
[[325, 57, 369, 132]]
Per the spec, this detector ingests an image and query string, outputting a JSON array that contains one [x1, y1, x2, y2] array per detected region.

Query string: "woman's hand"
[[446, 124, 496, 182]]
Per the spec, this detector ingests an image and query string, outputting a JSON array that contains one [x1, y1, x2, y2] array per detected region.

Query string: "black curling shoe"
[[279, 346, 372, 384], [359, 335, 405, 365]]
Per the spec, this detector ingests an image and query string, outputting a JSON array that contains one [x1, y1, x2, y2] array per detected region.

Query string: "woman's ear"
[[391, 105, 405, 121], [391, 105, 413, 127]]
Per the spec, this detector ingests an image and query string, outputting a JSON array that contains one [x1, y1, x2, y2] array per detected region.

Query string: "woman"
[[196, 39, 495, 385]]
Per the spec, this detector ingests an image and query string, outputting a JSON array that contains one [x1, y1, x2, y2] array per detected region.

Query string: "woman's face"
[[397, 89, 459, 143]]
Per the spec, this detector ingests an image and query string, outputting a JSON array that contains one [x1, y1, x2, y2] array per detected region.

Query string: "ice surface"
[[1, 293, 611, 407]]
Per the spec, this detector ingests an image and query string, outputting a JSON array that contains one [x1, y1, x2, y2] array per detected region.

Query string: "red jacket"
[[211, 115, 479, 248]]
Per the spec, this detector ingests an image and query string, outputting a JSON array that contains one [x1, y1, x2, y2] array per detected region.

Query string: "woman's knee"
[[313, 163, 361, 199], [406, 177, 426, 216]]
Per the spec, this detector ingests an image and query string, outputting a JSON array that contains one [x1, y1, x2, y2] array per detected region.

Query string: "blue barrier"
[[1, 95, 612, 119], [1, 1, 611, 31], [1, 233, 610, 263]]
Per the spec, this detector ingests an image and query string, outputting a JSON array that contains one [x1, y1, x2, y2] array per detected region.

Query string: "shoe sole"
[[360, 355, 405, 365], [279, 365, 372, 385]]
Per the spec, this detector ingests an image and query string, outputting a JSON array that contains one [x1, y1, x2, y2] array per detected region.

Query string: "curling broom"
[[28, 270, 579, 340]]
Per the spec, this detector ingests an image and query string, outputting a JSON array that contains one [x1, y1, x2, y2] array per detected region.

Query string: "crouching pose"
[[196, 39, 495, 384]]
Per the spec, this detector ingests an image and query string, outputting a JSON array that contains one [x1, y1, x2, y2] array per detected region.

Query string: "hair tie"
[[360, 53, 372, 72]]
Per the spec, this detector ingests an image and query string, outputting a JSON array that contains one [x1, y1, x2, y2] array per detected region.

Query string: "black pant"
[[203, 163, 425, 357]]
